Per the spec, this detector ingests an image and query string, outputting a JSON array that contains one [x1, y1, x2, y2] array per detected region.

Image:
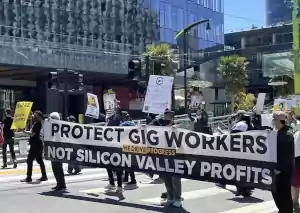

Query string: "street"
[[0, 160, 278, 213]]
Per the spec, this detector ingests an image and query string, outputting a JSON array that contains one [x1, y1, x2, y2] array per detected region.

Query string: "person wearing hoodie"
[[120, 111, 137, 187]]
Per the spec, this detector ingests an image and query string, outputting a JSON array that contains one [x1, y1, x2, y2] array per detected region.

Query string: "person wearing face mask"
[[272, 111, 294, 213], [21, 110, 47, 183], [150, 109, 182, 208]]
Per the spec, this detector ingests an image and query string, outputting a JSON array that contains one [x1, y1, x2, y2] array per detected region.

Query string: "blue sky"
[[224, 0, 266, 33]]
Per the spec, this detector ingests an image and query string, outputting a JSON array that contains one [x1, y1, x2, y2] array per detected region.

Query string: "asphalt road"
[[0, 161, 280, 213]]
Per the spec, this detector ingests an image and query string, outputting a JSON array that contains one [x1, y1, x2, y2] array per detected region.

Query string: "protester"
[[272, 111, 294, 213], [120, 111, 137, 188], [152, 109, 182, 208], [49, 112, 66, 191], [187, 104, 209, 133], [216, 110, 254, 197], [67, 115, 82, 175], [1, 108, 17, 169], [104, 100, 123, 194], [21, 110, 47, 183], [292, 117, 300, 210]]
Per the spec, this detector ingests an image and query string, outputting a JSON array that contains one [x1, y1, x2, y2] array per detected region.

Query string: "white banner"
[[85, 93, 99, 119], [43, 120, 277, 190]]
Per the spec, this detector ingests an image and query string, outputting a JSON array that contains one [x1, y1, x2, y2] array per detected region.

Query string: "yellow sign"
[[122, 145, 176, 156], [11, 101, 33, 130], [273, 99, 288, 113]]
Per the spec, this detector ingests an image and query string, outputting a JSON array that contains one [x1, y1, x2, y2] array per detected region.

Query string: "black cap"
[[121, 111, 130, 118], [164, 109, 175, 115]]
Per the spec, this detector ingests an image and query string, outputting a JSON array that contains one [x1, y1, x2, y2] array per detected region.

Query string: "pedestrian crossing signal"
[[48, 72, 59, 90]]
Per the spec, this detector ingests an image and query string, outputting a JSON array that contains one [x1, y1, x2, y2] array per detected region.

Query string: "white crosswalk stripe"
[[0, 168, 278, 213]]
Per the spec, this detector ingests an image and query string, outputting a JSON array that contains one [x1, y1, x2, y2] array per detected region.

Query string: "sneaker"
[[20, 178, 32, 183], [105, 184, 116, 192], [1, 165, 7, 169], [13, 161, 17, 169], [172, 200, 182, 208], [161, 199, 174, 206], [116, 186, 123, 194], [38, 177, 48, 182], [53, 186, 66, 192]]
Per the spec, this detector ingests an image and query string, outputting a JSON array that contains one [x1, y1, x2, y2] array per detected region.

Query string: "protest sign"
[[256, 93, 266, 114], [11, 101, 33, 130], [85, 93, 99, 119], [103, 90, 116, 116], [143, 75, 173, 114], [43, 120, 277, 190]]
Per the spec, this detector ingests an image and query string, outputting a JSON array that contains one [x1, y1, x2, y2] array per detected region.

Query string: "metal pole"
[[183, 32, 188, 111], [63, 69, 68, 120], [293, 0, 300, 94]]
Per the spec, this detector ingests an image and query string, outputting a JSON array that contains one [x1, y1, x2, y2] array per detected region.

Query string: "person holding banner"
[[187, 104, 209, 134], [48, 112, 66, 191], [120, 111, 137, 188], [21, 110, 47, 183], [272, 111, 294, 213], [67, 115, 82, 175], [153, 109, 182, 208], [1, 108, 17, 169]]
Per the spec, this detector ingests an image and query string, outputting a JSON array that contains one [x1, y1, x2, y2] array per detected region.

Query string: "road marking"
[[220, 201, 276, 213], [0, 168, 107, 183], [80, 179, 190, 194], [0, 167, 52, 176], [141, 186, 231, 203]]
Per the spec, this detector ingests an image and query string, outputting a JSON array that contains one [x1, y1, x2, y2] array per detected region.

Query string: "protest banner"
[[11, 101, 33, 130], [43, 120, 277, 190], [85, 93, 99, 119]]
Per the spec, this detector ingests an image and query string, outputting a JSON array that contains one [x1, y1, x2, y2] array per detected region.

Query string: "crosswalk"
[[0, 163, 278, 213]]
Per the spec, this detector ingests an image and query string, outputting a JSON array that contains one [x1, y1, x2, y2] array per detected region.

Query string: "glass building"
[[266, 0, 299, 25], [144, 0, 224, 49]]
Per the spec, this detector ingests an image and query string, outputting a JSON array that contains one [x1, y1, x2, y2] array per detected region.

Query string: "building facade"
[[266, 0, 299, 25], [144, 0, 224, 49]]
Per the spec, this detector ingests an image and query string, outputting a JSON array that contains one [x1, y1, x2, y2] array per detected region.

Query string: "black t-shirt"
[[29, 121, 42, 145], [2, 117, 14, 139]]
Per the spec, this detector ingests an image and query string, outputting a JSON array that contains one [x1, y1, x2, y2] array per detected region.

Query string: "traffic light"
[[128, 59, 141, 80], [48, 72, 59, 90], [74, 72, 83, 91]]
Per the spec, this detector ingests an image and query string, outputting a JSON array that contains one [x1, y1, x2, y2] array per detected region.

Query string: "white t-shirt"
[[231, 121, 248, 132]]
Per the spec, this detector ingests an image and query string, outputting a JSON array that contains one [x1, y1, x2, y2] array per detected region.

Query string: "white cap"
[[49, 112, 60, 120], [232, 121, 248, 132]]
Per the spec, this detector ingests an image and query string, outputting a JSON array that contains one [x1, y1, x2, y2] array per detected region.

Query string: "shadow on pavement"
[[39, 191, 191, 213], [228, 196, 264, 204]]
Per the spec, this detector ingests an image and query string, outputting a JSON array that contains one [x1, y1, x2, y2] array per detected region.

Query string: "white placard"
[[103, 93, 116, 116], [19, 140, 28, 156], [292, 95, 300, 108], [85, 93, 100, 119], [143, 75, 174, 114], [190, 95, 203, 109], [256, 93, 266, 114]]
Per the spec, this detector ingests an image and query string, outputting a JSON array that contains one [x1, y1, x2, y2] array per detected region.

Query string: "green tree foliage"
[[143, 44, 177, 76], [218, 55, 248, 111], [235, 92, 255, 111]]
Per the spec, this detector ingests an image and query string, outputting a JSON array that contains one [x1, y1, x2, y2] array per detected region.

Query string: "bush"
[[235, 92, 255, 111]]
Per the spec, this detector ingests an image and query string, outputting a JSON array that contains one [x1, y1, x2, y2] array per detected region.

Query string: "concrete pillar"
[[241, 37, 246, 49], [272, 33, 276, 44]]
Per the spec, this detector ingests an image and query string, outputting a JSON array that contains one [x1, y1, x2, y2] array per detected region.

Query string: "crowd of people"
[[1, 100, 300, 211]]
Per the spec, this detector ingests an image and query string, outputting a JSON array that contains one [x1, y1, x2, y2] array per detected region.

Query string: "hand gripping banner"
[[43, 120, 278, 190]]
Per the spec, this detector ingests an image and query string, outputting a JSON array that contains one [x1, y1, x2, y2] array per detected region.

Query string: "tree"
[[218, 55, 248, 112], [235, 92, 255, 111], [143, 43, 177, 76]]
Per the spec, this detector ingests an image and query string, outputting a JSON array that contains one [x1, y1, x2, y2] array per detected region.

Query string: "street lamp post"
[[176, 19, 210, 111]]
